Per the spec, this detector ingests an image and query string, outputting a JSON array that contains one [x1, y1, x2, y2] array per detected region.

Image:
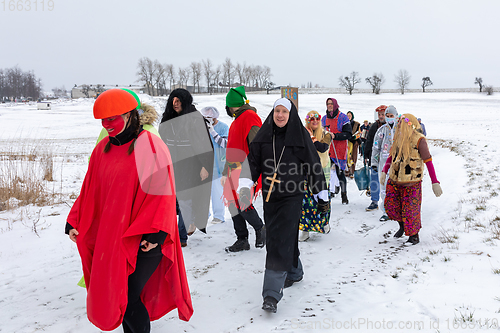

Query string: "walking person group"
[[65, 87, 442, 330]]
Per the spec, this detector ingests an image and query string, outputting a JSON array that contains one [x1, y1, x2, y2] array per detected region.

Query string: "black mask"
[[225, 106, 234, 118]]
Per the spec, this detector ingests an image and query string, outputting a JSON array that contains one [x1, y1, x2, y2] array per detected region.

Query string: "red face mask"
[[102, 115, 125, 137]]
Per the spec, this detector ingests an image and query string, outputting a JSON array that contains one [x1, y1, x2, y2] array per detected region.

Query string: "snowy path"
[[2, 93, 500, 332]]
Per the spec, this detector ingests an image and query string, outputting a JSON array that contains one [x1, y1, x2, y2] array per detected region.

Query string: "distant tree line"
[[338, 70, 417, 95], [0, 66, 43, 101], [136, 57, 274, 96]]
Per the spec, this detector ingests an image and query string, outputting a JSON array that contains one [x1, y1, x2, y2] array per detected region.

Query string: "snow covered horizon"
[[1, 92, 499, 332]]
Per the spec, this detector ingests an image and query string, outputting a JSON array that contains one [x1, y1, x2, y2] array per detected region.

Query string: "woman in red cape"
[[66, 89, 193, 332]]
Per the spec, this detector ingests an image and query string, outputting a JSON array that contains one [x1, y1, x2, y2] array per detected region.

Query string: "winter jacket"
[[371, 123, 395, 170], [363, 120, 385, 165]]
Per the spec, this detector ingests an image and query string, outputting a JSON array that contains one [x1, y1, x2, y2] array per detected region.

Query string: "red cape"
[[223, 109, 262, 209], [68, 131, 193, 331]]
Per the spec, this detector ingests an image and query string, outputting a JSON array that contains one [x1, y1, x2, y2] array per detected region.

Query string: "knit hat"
[[375, 105, 387, 113], [385, 105, 398, 117], [226, 86, 249, 108], [93, 89, 138, 119]]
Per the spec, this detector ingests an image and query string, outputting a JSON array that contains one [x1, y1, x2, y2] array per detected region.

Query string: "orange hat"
[[375, 105, 388, 113], [93, 89, 139, 119]]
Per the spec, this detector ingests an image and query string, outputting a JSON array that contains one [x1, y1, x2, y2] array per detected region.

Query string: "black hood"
[[161, 88, 196, 123]]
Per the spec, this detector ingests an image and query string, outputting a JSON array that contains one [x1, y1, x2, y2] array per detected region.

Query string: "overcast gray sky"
[[2, 0, 498, 91]]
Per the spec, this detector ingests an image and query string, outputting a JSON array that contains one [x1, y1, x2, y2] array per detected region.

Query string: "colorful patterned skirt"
[[299, 181, 331, 233], [384, 179, 422, 236]]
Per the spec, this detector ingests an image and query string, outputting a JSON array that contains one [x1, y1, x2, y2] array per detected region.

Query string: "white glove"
[[379, 172, 386, 186], [432, 183, 443, 197], [208, 125, 217, 137]]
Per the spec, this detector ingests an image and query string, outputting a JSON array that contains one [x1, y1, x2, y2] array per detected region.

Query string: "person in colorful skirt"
[[321, 98, 352, 204], [299, 110, 333, 241], [380, 113, 443, 245], [66, 89, 193, 332], [371, 105, 398, 222]]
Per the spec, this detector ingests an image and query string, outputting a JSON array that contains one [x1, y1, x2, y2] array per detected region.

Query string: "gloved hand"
[[372, 165, 378, 172], [379, 172, 386, 186], [238, 187, 252, 211], [432, 183, 443, 197], [318, 199, 330, 213]]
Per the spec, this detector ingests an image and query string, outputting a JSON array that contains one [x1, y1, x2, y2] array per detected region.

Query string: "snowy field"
[[1, 92, 500, 332]]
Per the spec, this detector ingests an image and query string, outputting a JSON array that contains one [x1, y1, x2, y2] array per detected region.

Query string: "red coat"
[[68, 131, 193, 331], [223, 109, 262, 209]]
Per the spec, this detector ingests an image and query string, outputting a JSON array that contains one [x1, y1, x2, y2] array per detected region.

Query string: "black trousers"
[[228, 204, 264, 240], [122, 254, 162, 333], [335, 164, 347, 193]]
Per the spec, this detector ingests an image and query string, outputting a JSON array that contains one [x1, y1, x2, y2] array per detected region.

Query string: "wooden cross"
[[265, 173, 281, 202]]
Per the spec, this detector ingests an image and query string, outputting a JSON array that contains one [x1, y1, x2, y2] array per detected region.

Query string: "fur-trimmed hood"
[[140, 103, 159, 126]]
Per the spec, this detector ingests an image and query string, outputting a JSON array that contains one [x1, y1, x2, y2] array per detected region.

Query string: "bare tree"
[[202, 59, 213, 94], [475, 77, 484, 93], [153, 60, 166, 96], [484, 85, 494, 95], [136, 57, 156, 95], [254, 65, 265, 89], [190, 61, 202, 93], [234, 63, 245, 85], [421, 77, 433, 92], [365, 73, 385, 94], [212, 65, 222, 93], [262, 66, 273, 93], [339, 71, 361, 95], [394, 69, 411, 94], [178, 68, 187, 87], [81, 84, 90, 98], [222, 58, 234, 90], [243, 64, 252, 87], [177, 67, 191, 88], [264, 80, 275, 94], [165, 64, 175, 92]]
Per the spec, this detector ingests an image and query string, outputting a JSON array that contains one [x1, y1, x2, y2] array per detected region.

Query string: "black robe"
[[248, 101, 327, 271], [158, 89, 214, 231]]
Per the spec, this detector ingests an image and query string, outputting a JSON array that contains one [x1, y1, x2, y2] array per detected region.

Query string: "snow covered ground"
[[1, 92, 500, 332]]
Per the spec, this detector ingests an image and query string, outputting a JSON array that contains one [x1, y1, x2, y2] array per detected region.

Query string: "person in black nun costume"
[[241, 98, 330, 313]]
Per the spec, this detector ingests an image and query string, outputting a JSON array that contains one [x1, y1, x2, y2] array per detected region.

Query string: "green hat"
[[226, 86, 249, 108], [121, 88, 141, 110]]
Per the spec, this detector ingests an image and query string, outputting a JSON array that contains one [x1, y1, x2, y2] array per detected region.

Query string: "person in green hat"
[[221, 86, 266, 252]]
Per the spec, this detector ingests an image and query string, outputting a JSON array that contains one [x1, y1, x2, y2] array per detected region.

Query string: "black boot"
[[407, 233, 420, 245], [341, 192, 349, 204], [225, 238, 250, 252], [394, 222, 404, 238], [255, 226, 266, 248], [262, 296, 278, 313]]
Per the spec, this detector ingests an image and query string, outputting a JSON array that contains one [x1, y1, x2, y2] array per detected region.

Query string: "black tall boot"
[[407, 233, 420, 245], [394, 222, 404, 238], [341, 192, 349, 205]]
